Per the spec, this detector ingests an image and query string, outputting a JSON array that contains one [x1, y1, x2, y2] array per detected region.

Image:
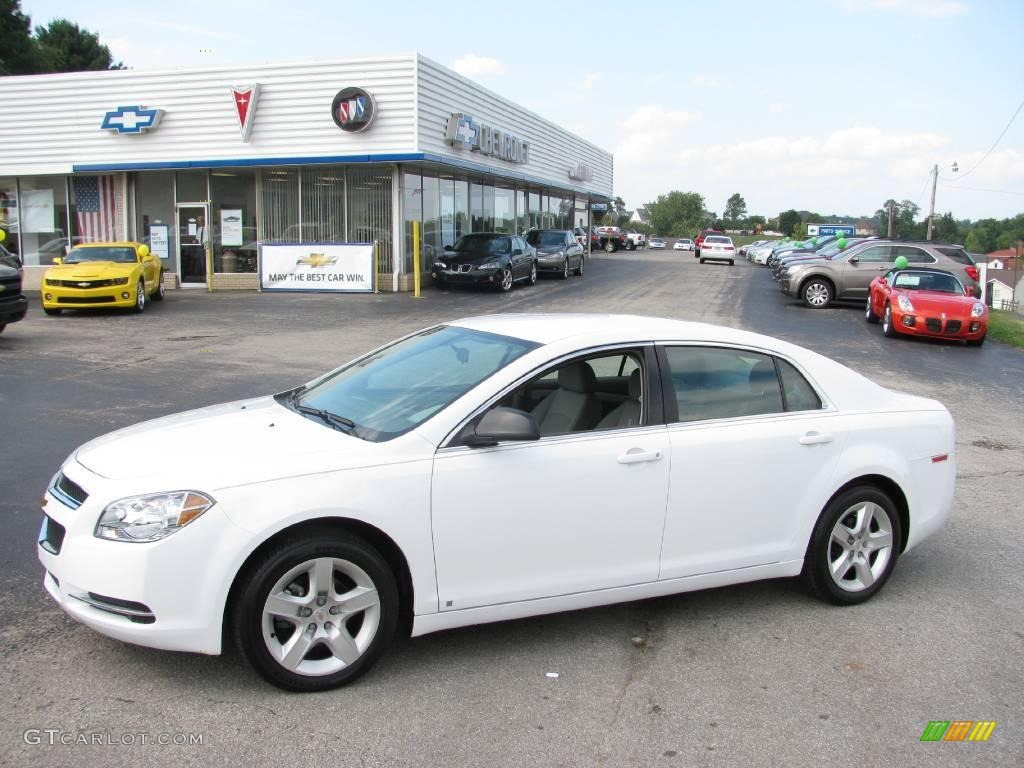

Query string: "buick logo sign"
[[331, 87, 376, 132]]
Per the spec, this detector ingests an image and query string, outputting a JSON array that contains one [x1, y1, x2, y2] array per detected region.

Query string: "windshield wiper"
[[294, 404, 355, 432]]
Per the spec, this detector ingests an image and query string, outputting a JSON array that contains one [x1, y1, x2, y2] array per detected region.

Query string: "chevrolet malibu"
[[39, 315, 955, 692]]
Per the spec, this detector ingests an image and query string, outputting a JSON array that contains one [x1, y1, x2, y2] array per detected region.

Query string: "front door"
[[840, 244, 894, 300], [177, 205, 209, 285]]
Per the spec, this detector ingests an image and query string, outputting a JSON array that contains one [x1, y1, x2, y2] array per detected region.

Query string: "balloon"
[[138, 244, 150, 258], [0, 228, 5, 242], [837, 240, 848, 250], [894, 255, 909, 269]]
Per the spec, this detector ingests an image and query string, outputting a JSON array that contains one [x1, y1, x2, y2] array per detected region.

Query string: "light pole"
[[926, 161, 958, 240]]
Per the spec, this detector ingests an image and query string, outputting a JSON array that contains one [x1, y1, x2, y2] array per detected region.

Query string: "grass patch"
[[988, 310, 1024, 348]]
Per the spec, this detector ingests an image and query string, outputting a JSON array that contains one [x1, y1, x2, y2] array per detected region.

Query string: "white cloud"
[[768, 103, 785, 114], [688, 74, 722, 88], [837, 0, 969, 18], [582, 72, 601, 91], [451, 54, 507, 78], [615, 106, 703, 164]]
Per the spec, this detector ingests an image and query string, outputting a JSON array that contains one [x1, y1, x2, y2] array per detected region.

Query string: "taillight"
[[724, 245, 734, 250], [965, 265, 979, 281]]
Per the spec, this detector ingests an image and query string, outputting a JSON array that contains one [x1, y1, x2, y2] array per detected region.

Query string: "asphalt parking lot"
[[2, 250, 1022, 767]]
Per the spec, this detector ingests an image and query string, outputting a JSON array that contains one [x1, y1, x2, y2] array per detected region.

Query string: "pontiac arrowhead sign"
[[230, 85, 261, 142]]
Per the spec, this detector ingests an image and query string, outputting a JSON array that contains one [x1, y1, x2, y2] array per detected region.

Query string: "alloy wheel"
[[827, 502, 894, 593], [500, 268, 513, 292], [529, 263, 537, 285], [261, 556, 382, 677], [804, 281, 831, 308], [561, 259, 570, 280], [135, 281, 146, 313]]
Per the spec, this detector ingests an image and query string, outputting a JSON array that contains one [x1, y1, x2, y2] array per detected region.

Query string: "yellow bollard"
[[412, 220, 422, 298]]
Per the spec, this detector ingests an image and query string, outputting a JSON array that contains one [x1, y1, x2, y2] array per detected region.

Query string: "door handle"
[[799, 431, 834, 446], [617, 449, 662, 464]]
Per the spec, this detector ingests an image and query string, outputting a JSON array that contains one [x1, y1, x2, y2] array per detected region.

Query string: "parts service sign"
[[260, 244, 375, 293]]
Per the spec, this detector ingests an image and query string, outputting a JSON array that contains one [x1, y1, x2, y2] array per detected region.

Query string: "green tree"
[[0, 0, 39, 75], [35, 19, 124, 72], [874, 200, 922, 238], [931, 212, 960, 243], [778, 209, 800, 236], [723, 193, 747, 228], [646, 191, 706, 237]]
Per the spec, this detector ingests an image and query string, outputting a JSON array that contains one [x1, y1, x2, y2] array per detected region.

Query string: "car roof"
[[72, 241, 141, 248]]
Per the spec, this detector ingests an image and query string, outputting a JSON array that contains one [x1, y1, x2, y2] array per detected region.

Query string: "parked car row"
[[749, 235, 988, 346], [431, 231, 585, 291]]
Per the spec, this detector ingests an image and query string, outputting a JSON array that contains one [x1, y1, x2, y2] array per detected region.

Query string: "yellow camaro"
[[42, 242, 164, 315]]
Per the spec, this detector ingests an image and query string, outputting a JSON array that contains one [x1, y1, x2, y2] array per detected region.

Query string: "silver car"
[[780, 241, 980, 309]]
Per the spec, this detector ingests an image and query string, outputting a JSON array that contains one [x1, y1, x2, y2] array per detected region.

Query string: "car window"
[[494, 349, 645, 436], [852, 245, 892, 263], [664, 347, 784, 423], [776, 359, 822, 412], [526, 231, 567, 248], [936, 247, 974, 265], [295, 325, 538, 442], [892, 246, 935, 264]]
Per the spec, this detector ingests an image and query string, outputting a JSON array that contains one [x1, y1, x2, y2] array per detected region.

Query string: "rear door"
[[840, 245, 894, 299]]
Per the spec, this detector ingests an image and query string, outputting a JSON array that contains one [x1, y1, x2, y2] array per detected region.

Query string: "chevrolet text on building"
[[445, 113, 530, 164], [0, 54, 611, 293]]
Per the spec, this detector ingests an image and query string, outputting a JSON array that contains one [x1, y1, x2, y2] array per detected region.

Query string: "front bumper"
[[890, 310, 986, 340], [42, 284, 137, 309], [0, 295, 28, 324], [536, 255, 567, 273], [431, 266, 502, 286], [38, 460, 253, 655]]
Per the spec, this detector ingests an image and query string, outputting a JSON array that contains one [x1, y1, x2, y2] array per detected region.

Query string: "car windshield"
[[288, 325, 539, 442], [64, 246, 137, 264], [451, 234, 510, 255], [893, 272, 963, 293], [526, 231, 567, 247]]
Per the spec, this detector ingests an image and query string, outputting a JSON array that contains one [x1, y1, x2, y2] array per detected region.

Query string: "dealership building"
[[0, 54, 614, 292]]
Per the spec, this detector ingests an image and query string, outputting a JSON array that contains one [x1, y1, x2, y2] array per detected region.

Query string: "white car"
[[699, 235, 736, 265], [649, 238, 666, 249], [749, 242, 776, 264], [674, 239, 694, 251], [38, 315, 955, 692]]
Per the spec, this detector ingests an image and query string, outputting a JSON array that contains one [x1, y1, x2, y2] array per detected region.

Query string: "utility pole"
[[926, 164, 938, 241], [887, 201, 895, 238]]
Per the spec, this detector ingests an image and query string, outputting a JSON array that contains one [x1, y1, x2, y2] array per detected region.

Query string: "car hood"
[[533, 246, 565, 256], [73, 396, 389, 489], [438, 251, 507, 265], [47, 261, 137, 279], [896, 290, 979, 316]]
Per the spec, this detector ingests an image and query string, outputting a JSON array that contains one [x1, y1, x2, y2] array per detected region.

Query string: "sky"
[[19, 0, 1024, 221]]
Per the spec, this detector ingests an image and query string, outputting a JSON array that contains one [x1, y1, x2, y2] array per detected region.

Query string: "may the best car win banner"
[[260, 243, 375, 293]]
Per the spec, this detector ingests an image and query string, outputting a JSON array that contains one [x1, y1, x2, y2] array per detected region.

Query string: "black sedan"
[[525, 229, 585, 279], [431, 234, 537, 292]]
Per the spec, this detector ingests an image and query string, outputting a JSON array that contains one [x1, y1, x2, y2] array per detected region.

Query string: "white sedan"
[[39, 315, 955, 691], [674, 239, 695, 251], [649, 238, 666, 249]]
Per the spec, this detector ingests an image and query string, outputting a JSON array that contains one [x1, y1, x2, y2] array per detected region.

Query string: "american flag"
[[73, 176, 118, 241]]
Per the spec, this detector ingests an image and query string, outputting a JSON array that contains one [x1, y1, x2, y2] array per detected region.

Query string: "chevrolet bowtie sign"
[[445, 113, 530, 165]]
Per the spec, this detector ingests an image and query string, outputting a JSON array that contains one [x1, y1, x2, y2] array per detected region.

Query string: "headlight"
[[112, 277, 130, 286], [971, 302, 985, 317], [478, 260, 503, 270], [434, 261, 447, 269], [897, 295, 915, 312], [95, 491, 215, 543], [557, 250, 565, 259]]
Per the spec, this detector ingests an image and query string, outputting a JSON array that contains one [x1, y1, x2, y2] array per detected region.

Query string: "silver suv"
[[779, 240, 980, 309]]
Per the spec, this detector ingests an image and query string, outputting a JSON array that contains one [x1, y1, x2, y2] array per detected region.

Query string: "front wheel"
[[133, 280, 146, 313], [882, 304, 898, 338], [801, 278, 833, 309], [560, 258, 570, 280], [574, 255, 585, 277], [498, 266, 514, 292], [801, 486, 901, 605], [232, 531, 399, 692], [865, 296, 879, 323]]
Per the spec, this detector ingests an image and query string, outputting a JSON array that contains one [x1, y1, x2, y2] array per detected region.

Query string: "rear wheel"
[[729, 259, 734, 266], [699, 258, 705, 264], [527, 262, 537, 286], [43, 307, 61, 316], [882, 304, 898, 338], [232, 531, 399, 692], [865, 295, 879, 323], [150, 271, 165, 302], [801, 486, 901, 605], [574, 255, 585, 277], [0, 324, 5, 334]]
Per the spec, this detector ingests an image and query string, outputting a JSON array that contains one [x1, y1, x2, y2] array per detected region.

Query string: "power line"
[[939, 183, 1024, 197], [949, 95, 1024, 182]]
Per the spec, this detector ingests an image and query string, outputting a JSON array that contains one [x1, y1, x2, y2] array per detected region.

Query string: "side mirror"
[[463, 407, 540, 448], [849, 256, 859, 264], [52, 257, 63, 265], [513, 248, 523, 256], [444, 244, 453, 251]]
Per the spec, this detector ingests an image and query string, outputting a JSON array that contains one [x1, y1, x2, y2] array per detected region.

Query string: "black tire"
[[232, 530, 399, 692], [560, 258, 570, 280], [133, 280, 146, 313], [498, 266, 514, 292], [729, 260, 734, 266], [0, 324, 5, 334], [801, 485, 902, 606], [43, 307, 61, 316], [626, 241, 635, 251], [865, 296, 879, 324], [574, 255, 584, 277], [526, 262, 537, 286], [150, 271, 165, 302], [882, 304, 898, 338], [966, 334, 986, 347], [699, 258, 705, 265], [800, 278, 833, 309]]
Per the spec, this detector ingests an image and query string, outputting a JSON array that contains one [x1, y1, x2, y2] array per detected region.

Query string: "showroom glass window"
[[422, 175, 441, 262], [515, 189, 526, 235], [347, 166, 393, 272], [300, 167, 345, 243], [482, 185, 495, 231], [259, 169, 300, 243], [494, 186, 514, 234], [663, 346, 785, 422], [528, 191, 541, 230], [470, 183, 484, 232], [134, 171, 175, 273], [212, 169, 258, 273], [20, 176, 71, 266], [440, 177, 456, 248], [0, 178, 20, 259], [402, 172, 421, 274], [454, 180, 469, 241]]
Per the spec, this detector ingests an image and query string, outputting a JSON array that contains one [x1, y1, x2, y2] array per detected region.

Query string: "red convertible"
[[866, 267, 988, 346]]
